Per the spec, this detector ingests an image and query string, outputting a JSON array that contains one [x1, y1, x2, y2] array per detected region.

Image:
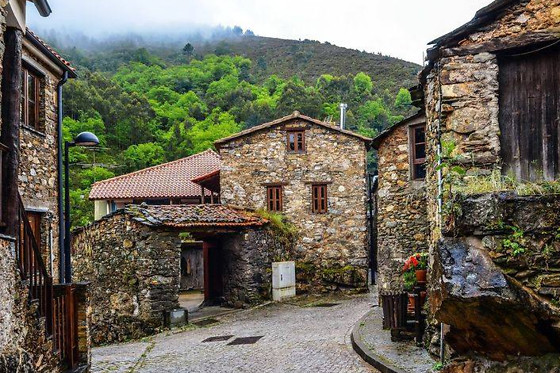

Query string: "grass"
[[455, 171, 560, 196]]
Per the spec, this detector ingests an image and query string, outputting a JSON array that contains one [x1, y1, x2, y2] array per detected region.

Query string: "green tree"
[[122, 142, 166, 172]]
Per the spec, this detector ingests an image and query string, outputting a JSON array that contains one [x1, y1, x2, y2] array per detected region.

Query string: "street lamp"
[[63, 131, 99, 283]]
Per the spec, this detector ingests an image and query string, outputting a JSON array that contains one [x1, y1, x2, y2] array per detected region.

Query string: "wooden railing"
[[16, 196, 79, 370]]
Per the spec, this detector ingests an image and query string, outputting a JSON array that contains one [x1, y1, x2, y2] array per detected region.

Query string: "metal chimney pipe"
[[339, 103, 347, 130]]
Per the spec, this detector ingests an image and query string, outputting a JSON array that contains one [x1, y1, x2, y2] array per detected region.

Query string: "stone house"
[[215, 111, 372, 292], [89, 149, 220, 220], [376, 0, 560, 369], [72, 204, 290, 345], [0, 1, 91, 372], [371, 112, 428, 291]]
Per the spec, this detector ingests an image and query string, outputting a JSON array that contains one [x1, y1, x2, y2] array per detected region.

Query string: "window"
[[311, 184, 328, 214], [266, 186, 283, 212], [22, 68, 41, 129], [287, 130, 305, 153], [411, 125, 426, 180], [499, 45, 560, 181]]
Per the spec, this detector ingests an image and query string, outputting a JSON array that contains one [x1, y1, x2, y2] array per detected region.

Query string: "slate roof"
[[26, 29, 77, 78], [371, 112, 425, 149], [214, 111, 373, 147], [126, 204, 267, 228], [428, 0, 521, 48], [89, 149, 221, 200]]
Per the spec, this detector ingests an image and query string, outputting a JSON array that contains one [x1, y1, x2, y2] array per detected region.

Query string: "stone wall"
[[72, 213, 182, 345], [19, 37, 64, 282], [219, 118, 369, 292], [0, 237, 60, 372], [376, 120, 429, 291], [421, 0, 560, 365], [221, 227, 292, 308]]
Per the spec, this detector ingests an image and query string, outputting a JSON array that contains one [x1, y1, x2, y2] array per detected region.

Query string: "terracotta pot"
[[415, 269, 427, 283], [407, 294, 416, 313], [408, 291, 427, 314]]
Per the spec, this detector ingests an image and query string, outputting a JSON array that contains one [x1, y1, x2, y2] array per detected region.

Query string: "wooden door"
[[27, 211, 42, 251], [499, 44, 560, 181], [203, 241, 223, 302]]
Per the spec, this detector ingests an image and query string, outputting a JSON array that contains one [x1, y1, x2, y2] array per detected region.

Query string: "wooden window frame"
[[22, 67, 41, 130], [311, 184, 328, 214], [410, 124, 426, 180], [266, 185, 283, 212], [287, 130, 305, 153]]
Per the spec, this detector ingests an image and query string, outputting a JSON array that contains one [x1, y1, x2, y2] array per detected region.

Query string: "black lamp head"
[[74, 132, 99, 147]]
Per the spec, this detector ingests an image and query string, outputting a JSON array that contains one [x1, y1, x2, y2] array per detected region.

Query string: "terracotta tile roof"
[[214, 111, 373, 147], [126, 204, 267, 228], [89, 149, 221, 200], [25, 28, 77, 78]]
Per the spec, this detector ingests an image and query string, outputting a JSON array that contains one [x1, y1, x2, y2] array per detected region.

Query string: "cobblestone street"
[[92, 295, 376, 373]]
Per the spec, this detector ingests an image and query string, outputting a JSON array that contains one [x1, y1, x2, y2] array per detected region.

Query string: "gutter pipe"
[[57, 70, 68, 282]]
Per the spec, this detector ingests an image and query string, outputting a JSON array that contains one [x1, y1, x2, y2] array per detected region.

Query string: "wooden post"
[[200, 186, 205, 204], [0, 28, 22, 237], [210, 192, 214, 204]]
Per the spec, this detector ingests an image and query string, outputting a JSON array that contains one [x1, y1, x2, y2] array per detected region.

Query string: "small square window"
[[311, 184, 327, 214], [266, 186, 283, 212], [411, 125, 426, 180], [287, 130, 305, 153]]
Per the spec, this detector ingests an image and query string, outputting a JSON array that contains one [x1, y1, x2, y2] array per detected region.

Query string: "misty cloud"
[[28, 0, 493, 63]]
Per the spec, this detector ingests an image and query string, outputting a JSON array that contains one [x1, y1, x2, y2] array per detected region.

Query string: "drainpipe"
[[33, 0, 53, 17], [57, 71, 68, 283]]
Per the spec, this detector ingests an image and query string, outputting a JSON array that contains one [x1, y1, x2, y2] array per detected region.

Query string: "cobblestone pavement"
[[93, 295, 377, 373]]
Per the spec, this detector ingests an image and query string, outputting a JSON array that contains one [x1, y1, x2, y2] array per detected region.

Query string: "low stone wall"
[[433, 192, 560, 360], [0, 236, 60, 372], [72, 213, 182, 345], [221, 228, 291, 307]]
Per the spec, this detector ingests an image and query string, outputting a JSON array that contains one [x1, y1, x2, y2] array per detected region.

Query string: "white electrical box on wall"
[[272, 261, 296, 301]]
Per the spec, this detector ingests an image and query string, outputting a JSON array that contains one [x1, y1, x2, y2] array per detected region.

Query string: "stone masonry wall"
[[221, 227, 294, 308], [422, 0, 560, 365], [219, 118, 369, 292], [19, 39, 63, 282], [73, 213, 182, 346], [376, 123, 429, 291], [0, 237, 60, 372]]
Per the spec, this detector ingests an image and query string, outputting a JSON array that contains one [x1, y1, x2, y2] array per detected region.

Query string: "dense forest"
[[52, 29, 421, 226]]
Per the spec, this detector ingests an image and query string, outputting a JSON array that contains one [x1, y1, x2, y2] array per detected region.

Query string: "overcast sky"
[[28, 0, 493, 64]]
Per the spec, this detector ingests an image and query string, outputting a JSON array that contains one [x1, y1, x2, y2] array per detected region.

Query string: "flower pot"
[[407, 293, 415, 314], [408, 291, 427, 314], [415, 269, 427, 284]]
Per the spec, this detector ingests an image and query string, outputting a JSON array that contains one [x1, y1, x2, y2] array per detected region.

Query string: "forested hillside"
[[53, 31, 421, 226]]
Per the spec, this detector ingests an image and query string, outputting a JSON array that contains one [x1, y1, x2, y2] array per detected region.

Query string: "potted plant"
[[403, 252, 428, 313], [403, 252, 428, 284]]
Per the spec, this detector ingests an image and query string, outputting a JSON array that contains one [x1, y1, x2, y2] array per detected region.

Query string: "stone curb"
[[351, 308, 408, 373]]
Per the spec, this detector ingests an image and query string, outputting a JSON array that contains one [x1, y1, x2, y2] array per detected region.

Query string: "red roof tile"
[[126, 204, 267, 228], [89, 149, 221, 200]]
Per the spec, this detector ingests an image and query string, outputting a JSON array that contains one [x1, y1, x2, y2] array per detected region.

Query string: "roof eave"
[[25, 30, 77, 78]]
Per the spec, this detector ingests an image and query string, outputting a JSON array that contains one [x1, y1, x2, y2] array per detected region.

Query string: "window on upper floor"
[[410, 124, 426, 180], [311, 184, 328, 214], [22, 67, 41, 130], [287, 130, 305, 153], [499, 44, 560, 181], [266, 185, 283, 212]]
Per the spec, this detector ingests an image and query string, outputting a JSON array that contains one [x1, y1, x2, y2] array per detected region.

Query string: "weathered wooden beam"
[[0, 28, 23, 237]]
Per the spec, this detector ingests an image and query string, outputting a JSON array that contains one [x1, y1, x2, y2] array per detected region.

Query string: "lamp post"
[[63, 131, 99, 283]]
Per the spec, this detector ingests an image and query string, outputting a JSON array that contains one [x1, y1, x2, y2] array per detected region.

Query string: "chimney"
[[339, 103, 347, 130]]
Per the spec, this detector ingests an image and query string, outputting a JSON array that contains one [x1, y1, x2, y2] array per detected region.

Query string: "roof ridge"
[[91, 148, 218, 187], [214, 111, 372, 146]]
